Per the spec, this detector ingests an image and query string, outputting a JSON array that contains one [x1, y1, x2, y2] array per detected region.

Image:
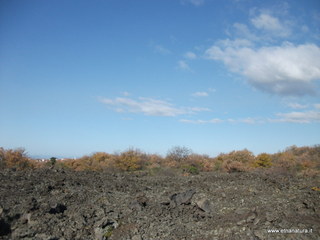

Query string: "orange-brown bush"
[[113, 149, 146, 172], [60, 152, 116, 171], [217, 149, 255, 172], [223, 160, 249, 173], [144, 154, 164, 169], [0, 147, 35, 170], [271, 151, 297, 172]]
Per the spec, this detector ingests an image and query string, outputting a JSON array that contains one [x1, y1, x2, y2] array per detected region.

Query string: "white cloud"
[[251, 13, 281, 30], [154, 44, 171, 55], [121, 91, 130, 96], [189, 107, 211, 112], [273, 111, 320, 123], [314, 103, 320, 109], [239, 118, 257, 124], [177, 60, 192, 71], [192, 91, 209, 97], [184, 51, 197, 59], [218, 38, 253, 48], [233, 23, 258, 41], [100, 97, 209, 117], [181, 110, 320, 124], [287, 103, 308, 109], [180, 117, 261, 124], [180, 118, 223, 124], [251, 13, 290, 37], [205, 42, 320, 96]]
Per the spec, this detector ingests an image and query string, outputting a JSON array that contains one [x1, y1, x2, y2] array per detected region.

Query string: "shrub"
[[222, 160, 248, 173], [114, 149, 145, 171], [212, 155, 224, 171], [187, 153, 213, 172], [272, 152, 296, 171], [0, 148, 35, 170], [182, 165, 200, 175], [254, 153, 272, 168], [217, 149, 254, 173]]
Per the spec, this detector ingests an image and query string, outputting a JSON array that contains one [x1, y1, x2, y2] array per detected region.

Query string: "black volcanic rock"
[[0, 169, 319, 239]]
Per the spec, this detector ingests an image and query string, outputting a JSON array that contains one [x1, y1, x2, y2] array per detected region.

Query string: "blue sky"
[[1, 0, 320, 158]]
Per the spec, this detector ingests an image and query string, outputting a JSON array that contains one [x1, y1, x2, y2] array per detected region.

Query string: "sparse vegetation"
[[0, 145, 319, 177]]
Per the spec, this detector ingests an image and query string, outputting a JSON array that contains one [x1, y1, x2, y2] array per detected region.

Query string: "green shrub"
[[254, 153, 272, 168], [182, 165, 200, 175]]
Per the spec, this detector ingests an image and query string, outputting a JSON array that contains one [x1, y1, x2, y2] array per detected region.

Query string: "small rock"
[[279, 219, 290, 228], [246, 213, 256, 223], [94, 218, 118, 240], [136, 193, 148, 207], [253, 218, 260, 225], [266, 212, 277, 222], [237, 219, 246, 226], [20, 213, 32, 224], [196, 198, 212, 213], [129, 200, 143, 211], [129, 193, 148, 211], [49, 203, 67, 214], [254, 230, 264, 239], [235, 208, 248, 215], [170, 189, 196, 206]]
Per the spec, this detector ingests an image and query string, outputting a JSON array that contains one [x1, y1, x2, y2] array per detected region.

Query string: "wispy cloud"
[[184, 51, 197, 59], [180, 117, 261, 124], [121, 91, 130, 96], [180, 105, 320, 124], [192, 91, 209, 97], [100, 97, 210, 117], [287, 102, 308, 109], [251, 13, 290, 37], [177, 60, 192, 71], [314, 103, 320, 109], [181, 111, 320, 124], [180, 118, 223, 124], [154, 44, 171, 55], [272, 111, 320, 123], [232, 23, 258, 41]]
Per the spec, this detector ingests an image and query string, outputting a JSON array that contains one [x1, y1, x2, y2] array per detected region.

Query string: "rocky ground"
[[0, 168, 319, 240]]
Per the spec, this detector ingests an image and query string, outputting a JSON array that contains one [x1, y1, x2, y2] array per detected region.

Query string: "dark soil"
[[0, 168, 319, 240]]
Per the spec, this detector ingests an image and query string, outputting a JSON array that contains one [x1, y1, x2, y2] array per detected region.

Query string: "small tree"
[[166, 146, 192, 164], [50, 157, 57, 166], [254, 153, 272, 168]]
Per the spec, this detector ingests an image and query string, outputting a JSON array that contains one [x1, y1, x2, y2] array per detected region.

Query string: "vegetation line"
[[0, 145, 319, 177]]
